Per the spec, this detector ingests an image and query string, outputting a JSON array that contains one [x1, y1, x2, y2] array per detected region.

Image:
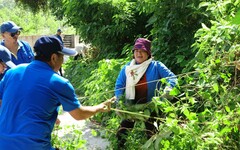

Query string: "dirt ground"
[[57, 112, 110, 150]]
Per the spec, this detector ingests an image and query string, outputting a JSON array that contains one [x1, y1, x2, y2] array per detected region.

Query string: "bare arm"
[[69, 97, 115, 120]]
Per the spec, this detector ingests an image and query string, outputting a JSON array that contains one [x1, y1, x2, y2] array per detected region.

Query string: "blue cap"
[[57, 28, 62, 32], [0, 21, 22, 33], [34, 36, 77, 57], [0, 45, 16, 68]]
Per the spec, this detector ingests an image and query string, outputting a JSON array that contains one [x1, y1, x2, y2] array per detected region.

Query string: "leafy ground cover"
[[52, 111, 110, 150], [58, 20, 240, 150]]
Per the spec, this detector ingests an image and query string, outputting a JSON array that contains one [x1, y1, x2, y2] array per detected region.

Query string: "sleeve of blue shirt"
[[114, 65, 127, 101], [51, 76, 81, 112], [0, 79, 3, 100], [156, 61, 177, 88]]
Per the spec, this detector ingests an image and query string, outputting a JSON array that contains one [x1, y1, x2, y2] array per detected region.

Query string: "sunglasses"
[[10, 31, 21, 37]]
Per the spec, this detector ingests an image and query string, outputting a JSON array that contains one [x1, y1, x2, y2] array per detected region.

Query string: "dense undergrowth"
[[1, 0, 238, 149], [51, 1, 240, 149], [55, 20, 240, 150]]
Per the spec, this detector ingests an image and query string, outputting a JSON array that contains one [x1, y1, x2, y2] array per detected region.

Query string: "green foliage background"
[[63, 1, 240, 149], [0, 0, 75, 36], [3, 0, 240, 149]]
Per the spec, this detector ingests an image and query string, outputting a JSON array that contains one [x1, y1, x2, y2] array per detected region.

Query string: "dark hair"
[[35, 51, 63, 62], [35, 54, 50, 62], [34, 51, 52, 62]]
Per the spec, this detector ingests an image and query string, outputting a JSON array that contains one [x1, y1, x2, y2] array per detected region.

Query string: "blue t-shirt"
[[1, 40, 34, 65], [0, 40, 34, 80], [0, 60, 81, 150]]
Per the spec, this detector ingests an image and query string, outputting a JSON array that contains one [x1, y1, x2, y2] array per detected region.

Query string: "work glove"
[[162, 86, 173, 100]]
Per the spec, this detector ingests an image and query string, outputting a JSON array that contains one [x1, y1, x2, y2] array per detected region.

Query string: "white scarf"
[[125, 58, 152, 100]]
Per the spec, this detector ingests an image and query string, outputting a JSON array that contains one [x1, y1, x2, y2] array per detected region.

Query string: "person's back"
[[0, 62, 69, 149], [55, 28, 63, 44], [0, 36, 113, 150], [0, 36, 79, 149]]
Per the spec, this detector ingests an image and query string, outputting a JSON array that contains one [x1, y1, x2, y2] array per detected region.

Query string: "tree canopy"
[[0, 0, 75, 36], [14, 0, 240, 73]]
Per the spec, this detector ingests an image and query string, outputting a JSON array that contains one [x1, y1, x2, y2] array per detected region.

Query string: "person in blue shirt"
[[0, 45, 16, 107], [0, 21, 34, 80], [55, 28, 64, 76], [0, 35, 113, 150], [55, 28, 63, 44], [113, 38, 178, 148], [0, 45, 16, 74]]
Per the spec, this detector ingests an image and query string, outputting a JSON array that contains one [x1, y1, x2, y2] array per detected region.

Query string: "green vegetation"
[[3, 0, 240, 149], [63, 1, 240, 149], [51, 124, 86, 150], [0, 0, 75, 36]]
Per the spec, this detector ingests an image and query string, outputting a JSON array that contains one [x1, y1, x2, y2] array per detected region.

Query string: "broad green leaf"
[[91, 129, 98, 136], [169, 88, 180, 96], [201, 23, 210, 30], [142, 137, 154, 149], [220, 126, 232, 135], [189, 97, 196, 105], [225, 106, 230, 113], [231, 9, 240, 25], [164, 106, 174, 113], [213, 83, 219, 93], [176, 55, 185, 63], [183, 109, 190, 118]]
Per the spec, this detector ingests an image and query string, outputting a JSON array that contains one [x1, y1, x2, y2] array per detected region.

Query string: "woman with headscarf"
[[113, 38, 178, 148]]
